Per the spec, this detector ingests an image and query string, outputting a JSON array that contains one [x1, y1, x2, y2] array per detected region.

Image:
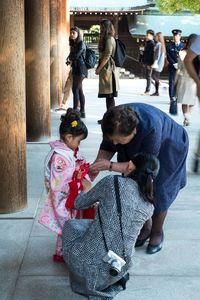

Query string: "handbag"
[[98, 176, 129, 288]]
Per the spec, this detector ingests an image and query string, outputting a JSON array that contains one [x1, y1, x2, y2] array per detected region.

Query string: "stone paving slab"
[[20, 236, 68, 276], [132, 240, 200, 276], [114, 276, 200, 300], [13, 276, 87, 300], [0, 220, 33, 300]]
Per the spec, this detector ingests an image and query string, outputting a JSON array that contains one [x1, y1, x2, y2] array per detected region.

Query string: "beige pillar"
[[25, 0, 51, 140], [0, 1, 27, 213], [50, 0, 63, 109]]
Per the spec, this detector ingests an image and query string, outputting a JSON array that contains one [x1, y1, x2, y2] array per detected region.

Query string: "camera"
[[103, 250, 126, 277]]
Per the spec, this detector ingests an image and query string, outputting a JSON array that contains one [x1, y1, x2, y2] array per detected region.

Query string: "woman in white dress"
[[176, 34, 198, 126]]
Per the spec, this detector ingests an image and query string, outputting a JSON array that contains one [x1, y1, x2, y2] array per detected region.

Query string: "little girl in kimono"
[[39, 108, 93, 262]]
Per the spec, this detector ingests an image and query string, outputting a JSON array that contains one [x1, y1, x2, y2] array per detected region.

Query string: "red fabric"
[[65, 162, 95, 219], [53, 254, 65, 263]]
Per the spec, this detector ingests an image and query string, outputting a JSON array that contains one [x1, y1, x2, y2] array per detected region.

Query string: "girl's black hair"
[[101, 105, 139, 138], [59, 108, 88, 140], [128, 152, 160, 204]]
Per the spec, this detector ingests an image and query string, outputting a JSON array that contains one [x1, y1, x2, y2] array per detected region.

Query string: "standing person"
[[142, 29, 156, 95], [62, 153, 159, 299], [95, 19, 120, 124], [68, 27, 87, 118], [176, 34, 198, 126], [90, 103, 189, 254], [151, 32, 166, 96], [38, 109, 91, 262], [55, 69, 73, 112], [166, 29, 185, 110], [184, 35, 200, 172]]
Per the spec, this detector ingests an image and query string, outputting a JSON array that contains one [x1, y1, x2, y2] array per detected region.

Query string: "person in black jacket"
[[67, 27, 88, 118], [142, 29, 156, 95]]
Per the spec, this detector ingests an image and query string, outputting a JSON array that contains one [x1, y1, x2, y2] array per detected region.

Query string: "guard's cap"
[[172, 29, 182, 35], [146, 29, 155, 36]]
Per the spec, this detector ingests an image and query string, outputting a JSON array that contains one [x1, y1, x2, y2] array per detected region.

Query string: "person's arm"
[[74, 176, 109, 209], [96, 38, 114, 74], [90, 148, 130, 174], [152, 43, 160, 68], [166, 44, 177, 66], [69, 41, 86, 61], [184, 49, 200, 100], [49, 153, 73, 196]]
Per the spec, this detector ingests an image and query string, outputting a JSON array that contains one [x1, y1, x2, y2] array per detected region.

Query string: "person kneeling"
[[62, 153, 159, 299]]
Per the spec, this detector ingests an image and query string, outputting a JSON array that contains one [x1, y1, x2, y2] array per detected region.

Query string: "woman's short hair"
[[101, 105, 139, 138]]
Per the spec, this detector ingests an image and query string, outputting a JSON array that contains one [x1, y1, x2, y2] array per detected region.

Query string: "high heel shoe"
[[183, 117, 190, 127], [135, 234, 150, 247], [146, 232, 164, 254], [117, 273, 130, 290], [150, 92, 159, 96]]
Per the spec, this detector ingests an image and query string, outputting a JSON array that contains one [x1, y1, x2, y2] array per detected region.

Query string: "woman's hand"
[[90, 159, 110, 172], [81, 179, 92, 192], [95, 67, 101, 75], [124, 160, 136, 176]]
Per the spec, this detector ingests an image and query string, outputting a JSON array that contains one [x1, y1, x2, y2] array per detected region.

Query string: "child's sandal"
[[53, 254, 65, 263]]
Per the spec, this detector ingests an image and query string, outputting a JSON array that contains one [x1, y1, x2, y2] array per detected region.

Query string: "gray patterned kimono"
[[62, 175, 153, 300]]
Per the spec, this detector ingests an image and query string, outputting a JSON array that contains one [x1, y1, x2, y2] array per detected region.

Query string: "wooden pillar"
[[70, 14, 75, 28], [0, 1, 27, 213], [50, 0, 63, 109], [25, 0, 51, 141], [61, 0, 70, 90]]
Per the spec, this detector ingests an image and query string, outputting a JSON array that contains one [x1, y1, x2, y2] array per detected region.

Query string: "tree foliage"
[[155, 0, 200, 14]]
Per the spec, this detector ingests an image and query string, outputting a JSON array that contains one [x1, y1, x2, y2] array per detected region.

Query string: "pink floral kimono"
[[38, 140, 88, 258]]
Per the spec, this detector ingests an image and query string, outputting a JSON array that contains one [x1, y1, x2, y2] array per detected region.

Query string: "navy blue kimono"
[[100, 103, 189, 214]]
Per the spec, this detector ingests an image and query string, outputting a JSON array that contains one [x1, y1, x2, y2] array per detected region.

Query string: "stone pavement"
[[0, 78, 200, 300]]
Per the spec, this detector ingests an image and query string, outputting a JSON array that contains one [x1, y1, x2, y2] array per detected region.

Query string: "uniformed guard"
[[166, 29, 185, 107]]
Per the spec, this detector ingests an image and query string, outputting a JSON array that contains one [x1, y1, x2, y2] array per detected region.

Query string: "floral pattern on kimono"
[[38, 140, 87, 235]]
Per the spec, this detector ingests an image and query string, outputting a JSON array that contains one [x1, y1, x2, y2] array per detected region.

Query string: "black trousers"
[[145, 66, 153, 92], [168, 66, 177, 100], [72, 75, 85, 112]]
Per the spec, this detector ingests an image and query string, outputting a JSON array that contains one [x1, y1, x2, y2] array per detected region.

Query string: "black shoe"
[[116, 273, 130, 290], [169, 97, 178, 115], [150, 92, 159, 96], [193, 155, 200, 173], [97, 119, 102, 124], [80, 111, 86, 118], [135, 235, 150, 248], [146, 232, 164, 254]]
